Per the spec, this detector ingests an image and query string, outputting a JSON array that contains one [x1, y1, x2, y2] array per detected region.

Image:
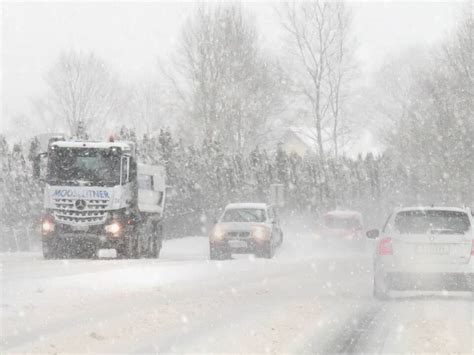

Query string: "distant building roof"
[[283, 126, 319, 153]]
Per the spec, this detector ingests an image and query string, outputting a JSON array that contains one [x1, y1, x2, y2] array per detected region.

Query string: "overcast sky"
[[0, 1, 464, 140]]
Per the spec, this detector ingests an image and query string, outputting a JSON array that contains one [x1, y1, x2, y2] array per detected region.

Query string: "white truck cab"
[[36, 138, 166, 259]]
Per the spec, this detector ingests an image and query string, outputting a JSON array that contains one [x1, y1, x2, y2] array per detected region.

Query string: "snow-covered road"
[[1, 233, 473, 353]]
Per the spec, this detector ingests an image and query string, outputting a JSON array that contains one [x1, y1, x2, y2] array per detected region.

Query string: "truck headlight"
[[105, 221, 121, 235], [252, 226, 269, 240], [42, 218, 55, 235], [210, 225, 225, 241]]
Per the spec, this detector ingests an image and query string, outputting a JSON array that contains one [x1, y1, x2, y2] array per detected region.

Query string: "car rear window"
[[394, 210, 471, 234], [221, 209, 266, 223]]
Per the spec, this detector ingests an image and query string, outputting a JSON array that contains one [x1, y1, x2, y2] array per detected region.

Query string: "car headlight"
[[105, 221, 121, 235], [252, 226, 269, 240], [210, 225, 225, 241]]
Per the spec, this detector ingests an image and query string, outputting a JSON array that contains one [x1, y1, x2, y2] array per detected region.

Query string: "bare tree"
[[171, 3, 283, 153], [325, 2, 356, 158], [278, 1, 356, 159], [377, 9, 474, 204], [45, 50, 121, 138]]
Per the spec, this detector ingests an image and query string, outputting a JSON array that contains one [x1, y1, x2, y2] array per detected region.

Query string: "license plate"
[[228, 240, 247, 248], [97, 249, 117, 258], [416, 244, 449, 255]]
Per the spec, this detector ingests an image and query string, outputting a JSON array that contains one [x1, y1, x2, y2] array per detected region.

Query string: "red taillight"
[[378, 237, 393, 255]]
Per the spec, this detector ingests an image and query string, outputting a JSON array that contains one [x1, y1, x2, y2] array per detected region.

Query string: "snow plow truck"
[[34, 137, 165, 259]]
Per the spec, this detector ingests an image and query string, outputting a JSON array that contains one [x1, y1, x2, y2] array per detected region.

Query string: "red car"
[[322, 210, 365, 250]]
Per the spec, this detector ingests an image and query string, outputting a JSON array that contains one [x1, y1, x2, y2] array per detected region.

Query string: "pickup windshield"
[[394, 210, 471, 234], [47, 147, 121, 186]]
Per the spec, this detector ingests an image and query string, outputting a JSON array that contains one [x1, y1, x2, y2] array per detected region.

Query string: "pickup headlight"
[[252, 226, 270, 240]]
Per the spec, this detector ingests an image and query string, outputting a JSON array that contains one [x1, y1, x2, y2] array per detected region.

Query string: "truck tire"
[[42, 238, 58, 259], [118, 235, 138, 259], [147, 236, 161, 258], [146, 224, 162, 259], [131, 234, 140, 259], [42, 240, 55, 259]]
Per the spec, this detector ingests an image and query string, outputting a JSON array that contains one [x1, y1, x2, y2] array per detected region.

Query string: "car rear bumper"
[[375, 257, 473, 291], [375, 257, 473, 274], [385, 272, 473, 291]]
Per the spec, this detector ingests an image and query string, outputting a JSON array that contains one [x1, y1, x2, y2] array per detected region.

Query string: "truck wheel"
[[146, 224, 162, 258], [131, 235, 140, 259], [42, 239, 57, 259], [147, 234, 162, 258], [119, 235, 138, 259]]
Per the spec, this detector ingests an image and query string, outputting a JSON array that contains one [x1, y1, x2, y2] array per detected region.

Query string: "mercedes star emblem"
[[75, 199, 87, 210]]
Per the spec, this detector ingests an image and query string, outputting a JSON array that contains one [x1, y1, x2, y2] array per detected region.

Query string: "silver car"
[[367, 207, 473, 299], [209, 203, 283, 259]]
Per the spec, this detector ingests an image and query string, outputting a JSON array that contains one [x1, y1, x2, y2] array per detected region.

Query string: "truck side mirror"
[[33, 152, 47, 180], [120, 156, 130, 185]]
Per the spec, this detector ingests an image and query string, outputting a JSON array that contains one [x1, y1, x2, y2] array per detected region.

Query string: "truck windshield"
[[47, 147, 121, 186]]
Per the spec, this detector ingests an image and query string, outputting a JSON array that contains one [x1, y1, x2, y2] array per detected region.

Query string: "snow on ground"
[[1, 232, 472, 353], [380, 298, 473, 353]]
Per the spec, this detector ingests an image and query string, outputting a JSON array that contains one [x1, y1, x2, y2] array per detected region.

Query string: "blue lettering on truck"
[[52, 189, 110, 199]]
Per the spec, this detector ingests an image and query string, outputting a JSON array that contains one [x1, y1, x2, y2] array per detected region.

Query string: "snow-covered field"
[[1, 233, 473, 353]]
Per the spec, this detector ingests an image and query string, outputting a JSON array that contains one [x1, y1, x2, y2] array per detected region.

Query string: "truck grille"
[[53, 198, 109, 225]]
